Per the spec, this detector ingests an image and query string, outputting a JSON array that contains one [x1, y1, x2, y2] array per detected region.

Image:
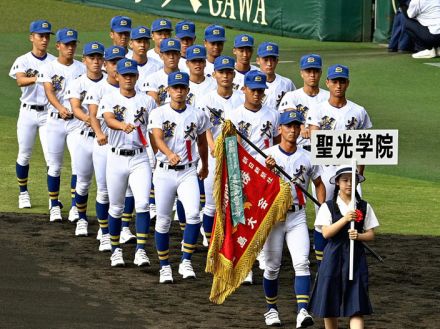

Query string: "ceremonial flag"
[[206, 120, 292, 304]]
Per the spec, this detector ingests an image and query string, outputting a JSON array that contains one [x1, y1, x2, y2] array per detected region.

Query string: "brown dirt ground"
[[0, 213, 439, 329]]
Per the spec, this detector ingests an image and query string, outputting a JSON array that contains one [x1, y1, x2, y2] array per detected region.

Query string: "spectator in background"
[[388, 1, 414, 53], [403, 0, 440, 58]]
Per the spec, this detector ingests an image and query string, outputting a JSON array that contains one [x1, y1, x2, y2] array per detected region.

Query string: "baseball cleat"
[[110, 248, 125, 267], [68, 206, 79, 223], [119, 227, 136, 244], [18, 191, 31, 209], [133, 248, 151, 267], [159, 265, 174, 283], [296, 308, 314, 328], [75, 219, 88, 237], [243, 270, 253, 285], [99, 233, 111, 252], [178, 259, 196, 279], [412, 48, 436, 59], [49, 206, 62, 222], [264, 308, 281, 327]]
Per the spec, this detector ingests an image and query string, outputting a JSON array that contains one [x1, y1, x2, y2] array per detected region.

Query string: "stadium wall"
[[69, 0, 381, 42]]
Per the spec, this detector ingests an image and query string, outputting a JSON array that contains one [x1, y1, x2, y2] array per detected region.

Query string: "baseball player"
[[67, 41, 105, 237], [85, 46, 135, 251], [204, 25, 226, 77], [279, 54, 330, 150], [37, 28, 86, 222], [230, 70, 280, 284], [129, 26, 162, 90], [149, 71, 210, 283], [306, 64, 372, 265], [101, 58, 156, 267], [198, 55, 244, 245], [260, 110, 325, 328], [175, 20, 196, 73], [147, 18, 172, 65], [256, 42, 295, 111], [232, 34, 259, 91], [109, 15, 132, 58], [9, 19, 55, 209], [186, 45, 217, 108], [142, 38, 181, 106]]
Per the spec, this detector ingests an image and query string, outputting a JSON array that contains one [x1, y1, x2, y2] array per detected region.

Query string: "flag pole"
[[349, 159, 356, 281]]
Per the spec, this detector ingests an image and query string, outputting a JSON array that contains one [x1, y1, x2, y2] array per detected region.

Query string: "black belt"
[[50, 112, 72, 120], [111, 147, 144, 156], [23, 103, 45, 111], [289, 204, 304, 212], [80, 130, 96, 138], [159, 162, 193, 171]]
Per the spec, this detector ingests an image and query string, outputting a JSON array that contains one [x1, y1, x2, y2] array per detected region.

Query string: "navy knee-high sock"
[[155, 231, 170, 267], [16, 163, 29, 193], [122, 196, 134, 228], [48, 175, 61, 208], [135, 211, 150, 251], [96, 201, 109, 234]]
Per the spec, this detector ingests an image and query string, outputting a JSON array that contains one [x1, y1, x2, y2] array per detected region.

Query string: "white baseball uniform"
[[37, 59, 86, 177], [147, 48, 162, 65], [279, 87, 330, 148], [101, 91, 156, 218], [141, 69, 172, 105], [187, 77, 217, 108], [197, 90, 244, 217], [230, 104, 280, 158], [135, 57, 162, 91], [9, 51, 56, 167], [232, 64, 259, 91], [306, 99, 373, 213], [178, 57, 189, 73], [204, 60, 215, 78], [260, 146, 322, 279], [263, 73, 295, 111], [67, 74, 107, 197], [148, 103, 211, 233]]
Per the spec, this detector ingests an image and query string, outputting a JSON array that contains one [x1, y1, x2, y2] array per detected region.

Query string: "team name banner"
[[310, 130, 399, 165], [206, 120, 292, 304]]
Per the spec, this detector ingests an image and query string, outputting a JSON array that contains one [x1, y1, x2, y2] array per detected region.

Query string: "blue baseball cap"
[[104, 46, 126, 61], [111, 16, 132, 33], [131, 26, 151, 40], [279, 110, 305, 125], [30, 20, 53, 34], [83, 41, 105, 56], [186, 45, 206, 60], [160, 38, 181, 53], [327, 64, 349, 80], [168, 71, 189, 87], [204, 25, 226, 42], [56, 28, 78, 43], [257, 42, 279, 57], [214, 56, 235, 71], [234, 34, 254, 48], [151, 18, 173, 32], [117, 58, 138, 75], [244, 70, 268, 89], [176, 20, 195, 39], [300, 54, 322, 70]]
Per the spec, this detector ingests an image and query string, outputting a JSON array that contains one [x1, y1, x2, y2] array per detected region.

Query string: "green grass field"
[[1, 0, 439, 235]]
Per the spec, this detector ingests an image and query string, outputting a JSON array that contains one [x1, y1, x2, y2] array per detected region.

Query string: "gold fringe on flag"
[[206, 120, 293, 304]]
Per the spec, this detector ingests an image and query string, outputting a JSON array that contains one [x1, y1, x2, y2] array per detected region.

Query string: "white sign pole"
[[349, 159, 356, 281]]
